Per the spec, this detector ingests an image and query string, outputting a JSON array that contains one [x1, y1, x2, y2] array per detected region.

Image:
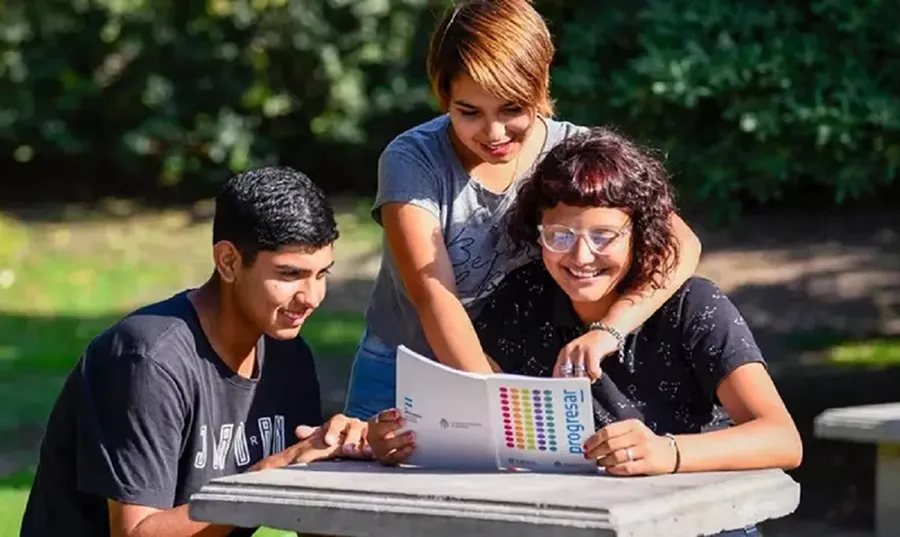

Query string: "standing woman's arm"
[[604, 212, 701, 333], [375, 150, 494, 373]]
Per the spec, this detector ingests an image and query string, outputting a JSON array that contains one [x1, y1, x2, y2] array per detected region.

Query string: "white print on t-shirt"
[[193, 415, 286, 470]]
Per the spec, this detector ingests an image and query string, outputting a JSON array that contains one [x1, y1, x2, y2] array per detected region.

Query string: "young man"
[[20, 167, 369, 537]]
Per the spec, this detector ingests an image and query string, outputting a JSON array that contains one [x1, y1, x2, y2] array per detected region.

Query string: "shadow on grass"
[[695, 208, 899, 363], [0, 471, 33, 491], [692, 211, 900, 531]]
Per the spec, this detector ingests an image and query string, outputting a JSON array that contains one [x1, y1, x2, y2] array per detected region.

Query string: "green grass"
[[0, 471, 31, 537], [0, 203, 374, 535], [785, 330, 900, 368], [827, 338, 900, 366]]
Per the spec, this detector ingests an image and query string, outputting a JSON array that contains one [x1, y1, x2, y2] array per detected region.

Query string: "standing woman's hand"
[[553, 325, 623, 381], [366, 408, 416, 466]]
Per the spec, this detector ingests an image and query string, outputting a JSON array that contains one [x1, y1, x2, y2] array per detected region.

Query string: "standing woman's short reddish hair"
[[426, 0, 555, 117]]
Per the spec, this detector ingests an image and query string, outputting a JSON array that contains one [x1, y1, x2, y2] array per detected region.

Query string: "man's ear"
[[213, 241, 242, 283]]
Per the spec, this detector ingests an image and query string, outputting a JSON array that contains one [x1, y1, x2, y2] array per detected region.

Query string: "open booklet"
[[395, 345, 597, 473]]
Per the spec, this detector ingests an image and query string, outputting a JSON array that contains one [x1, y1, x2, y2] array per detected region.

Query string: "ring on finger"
[[625, 447, 634, 462]]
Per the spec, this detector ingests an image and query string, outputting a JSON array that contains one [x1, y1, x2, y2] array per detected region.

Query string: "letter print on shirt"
[[193, 415, 285, 470]]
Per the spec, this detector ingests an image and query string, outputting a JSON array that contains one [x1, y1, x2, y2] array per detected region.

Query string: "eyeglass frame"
[[536, 222, 632, 254]]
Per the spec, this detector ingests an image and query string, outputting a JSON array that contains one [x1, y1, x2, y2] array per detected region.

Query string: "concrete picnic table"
[[815, 402, 900, 537], [188, 460, 800, 537]]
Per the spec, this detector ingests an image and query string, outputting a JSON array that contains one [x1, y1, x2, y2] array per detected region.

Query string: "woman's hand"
[[553, 329, 620, 381], [583, 419, 677, 476], [366, 408, 416, 466]]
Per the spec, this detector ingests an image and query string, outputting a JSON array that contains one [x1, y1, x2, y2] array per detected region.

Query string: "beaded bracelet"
[[587, 321, 626, 363]]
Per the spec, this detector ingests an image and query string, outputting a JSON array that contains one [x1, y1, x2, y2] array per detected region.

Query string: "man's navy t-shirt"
[[20, 291, 324, 537]]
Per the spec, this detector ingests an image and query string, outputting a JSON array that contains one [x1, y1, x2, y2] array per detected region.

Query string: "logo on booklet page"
[[402, 395, 421, 422]]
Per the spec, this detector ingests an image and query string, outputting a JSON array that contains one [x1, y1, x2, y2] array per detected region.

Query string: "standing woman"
[[344, 0, 702, 419]]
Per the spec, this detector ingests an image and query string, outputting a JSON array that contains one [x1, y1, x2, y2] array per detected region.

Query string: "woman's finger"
[[570, 350, 587, 378], [604, 459, 645, 476], [384, 444, 416, 466], [372, 430, 414, 459], [554, 345, 575, 377], [584, 345, 603, 381], [585, 431, 638, 460], [369, 408, 402, 426], [596, 442, 645, 468]]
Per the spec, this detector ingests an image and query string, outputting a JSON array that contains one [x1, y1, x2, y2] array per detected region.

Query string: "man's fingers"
[[295, 425, 319, 440], [322, 415, 350, 446], [340, 422, 367, 456]]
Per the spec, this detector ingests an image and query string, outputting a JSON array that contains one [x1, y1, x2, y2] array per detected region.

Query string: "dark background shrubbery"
[[1, 0, 897, 220]]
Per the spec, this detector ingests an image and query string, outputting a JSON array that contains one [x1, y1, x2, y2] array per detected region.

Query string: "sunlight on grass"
[[827, 338, 900, 366], [333, 196, 380, 246], [0, 471, 32, 537]]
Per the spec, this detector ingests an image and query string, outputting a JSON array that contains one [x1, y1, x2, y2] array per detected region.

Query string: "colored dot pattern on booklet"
[[498, 387, 558, 452]]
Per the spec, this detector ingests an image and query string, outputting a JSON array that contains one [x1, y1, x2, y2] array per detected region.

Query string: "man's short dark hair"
[[212, 166, 339, 265]]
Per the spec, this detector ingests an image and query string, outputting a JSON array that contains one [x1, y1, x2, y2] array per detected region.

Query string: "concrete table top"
[[189, 461, 800, 537], [815, 402, 900, 444]]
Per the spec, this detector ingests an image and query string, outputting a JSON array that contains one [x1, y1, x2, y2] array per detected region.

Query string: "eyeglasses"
[[537, 222, 631, 254]]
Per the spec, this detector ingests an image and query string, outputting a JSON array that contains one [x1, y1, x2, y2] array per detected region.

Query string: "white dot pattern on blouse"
[[473, 261, 767, 434]]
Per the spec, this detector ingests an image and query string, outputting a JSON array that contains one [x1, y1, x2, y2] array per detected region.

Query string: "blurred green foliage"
[[549, 0, 900, 217], [1, 0, 897, 218]]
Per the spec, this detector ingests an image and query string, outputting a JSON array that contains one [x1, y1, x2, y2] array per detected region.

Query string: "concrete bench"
[[815, 402, 900, 537], [189, 460, 800, 537]]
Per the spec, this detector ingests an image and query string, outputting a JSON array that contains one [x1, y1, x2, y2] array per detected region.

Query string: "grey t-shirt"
[[365, 114, 587, 356]]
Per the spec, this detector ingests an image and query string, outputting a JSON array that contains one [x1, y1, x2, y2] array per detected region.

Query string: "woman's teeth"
[[565, 267, 605, 279]]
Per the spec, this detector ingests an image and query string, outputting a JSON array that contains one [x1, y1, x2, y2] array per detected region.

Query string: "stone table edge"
[[189, 470, 800, 537], [814, 403, 900, 444]]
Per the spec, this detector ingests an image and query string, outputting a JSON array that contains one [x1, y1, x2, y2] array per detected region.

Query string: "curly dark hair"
[[213, 166, 339, 266], [506, 126, 680, 293]]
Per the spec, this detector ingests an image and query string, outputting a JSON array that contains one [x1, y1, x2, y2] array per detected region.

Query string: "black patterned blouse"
[[473, 260, 766, 434]]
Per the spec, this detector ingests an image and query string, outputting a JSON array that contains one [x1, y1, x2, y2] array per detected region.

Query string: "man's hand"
[[253, 414, 371, 471]]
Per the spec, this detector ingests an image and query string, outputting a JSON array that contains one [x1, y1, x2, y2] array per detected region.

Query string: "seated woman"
[[366, 126, 801, 536]]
